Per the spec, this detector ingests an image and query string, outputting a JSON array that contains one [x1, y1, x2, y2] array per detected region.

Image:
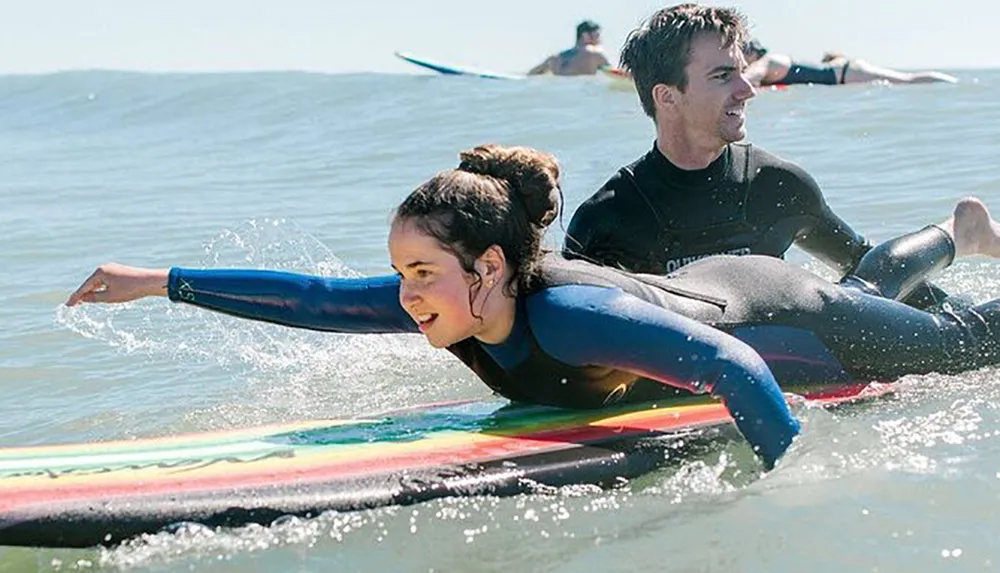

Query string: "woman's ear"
[[478, 245, 507, 288]]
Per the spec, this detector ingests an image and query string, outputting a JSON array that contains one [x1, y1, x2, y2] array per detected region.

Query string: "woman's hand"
[[66, 264, 170, 306]]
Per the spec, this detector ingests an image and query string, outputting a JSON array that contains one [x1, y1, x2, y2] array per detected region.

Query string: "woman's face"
[[389, 218, 495, 348]]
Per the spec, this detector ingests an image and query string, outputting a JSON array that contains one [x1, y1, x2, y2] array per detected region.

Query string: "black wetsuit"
[[564, 142, 948, 308], [772, 61, 846, 86]]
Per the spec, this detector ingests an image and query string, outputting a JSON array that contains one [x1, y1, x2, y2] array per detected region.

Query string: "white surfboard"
[[394, 51, 524, 80]]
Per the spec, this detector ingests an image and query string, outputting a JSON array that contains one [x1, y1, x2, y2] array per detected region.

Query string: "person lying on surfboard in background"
[[68, 144, 1000, 470], [527, 20, 611, 76], [742, 39, 958, 87], [563, 3, 960, 311]]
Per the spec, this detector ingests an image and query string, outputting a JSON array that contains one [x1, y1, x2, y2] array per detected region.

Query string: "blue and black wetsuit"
[[167, 261, 798, 467], [165, 246, 1000, 468], [564, 142, 950, 309]]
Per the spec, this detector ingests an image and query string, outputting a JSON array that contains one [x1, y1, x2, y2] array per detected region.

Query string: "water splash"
[[55, 219, 458, 426]]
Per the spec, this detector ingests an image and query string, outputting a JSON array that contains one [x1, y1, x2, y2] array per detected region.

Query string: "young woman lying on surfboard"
[[743, 39, 958, 86], [67, 145, 1000, 470]]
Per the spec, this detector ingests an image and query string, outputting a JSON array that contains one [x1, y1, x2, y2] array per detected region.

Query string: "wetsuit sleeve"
[[563, 175, 649, 272], [783, 167, 954, 307], [526, 285, 800, 468], [782, 163, 871, 274], [167, 268, 418, 334]]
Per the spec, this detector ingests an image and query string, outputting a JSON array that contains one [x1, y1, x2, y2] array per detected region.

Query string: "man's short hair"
[[576, 20, 601, 40], [620, 4, 748, 118]]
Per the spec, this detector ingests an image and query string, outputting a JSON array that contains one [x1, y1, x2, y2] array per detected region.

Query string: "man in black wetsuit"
[[563, 3, 949, 308]]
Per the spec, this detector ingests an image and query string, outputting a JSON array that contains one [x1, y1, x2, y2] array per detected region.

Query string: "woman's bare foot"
[[942, 197, 1000, 258]]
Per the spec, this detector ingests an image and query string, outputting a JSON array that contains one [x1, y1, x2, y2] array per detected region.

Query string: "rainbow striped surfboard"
[[0, 382, 887, 548]]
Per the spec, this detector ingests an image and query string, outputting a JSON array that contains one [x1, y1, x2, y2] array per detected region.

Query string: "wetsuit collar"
[[650, 142, 731, 190], [478, 299, 532, 368]]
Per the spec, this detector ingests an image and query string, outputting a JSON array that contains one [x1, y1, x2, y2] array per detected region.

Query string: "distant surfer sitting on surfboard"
[[743, 39, 958, 86], [527, 20, 611, 76], [565, 3, 961, 311], [69, 144, 1000, 470]]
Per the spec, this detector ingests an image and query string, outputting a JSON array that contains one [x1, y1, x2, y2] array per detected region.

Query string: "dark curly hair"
[[394, 144, 561, 306]]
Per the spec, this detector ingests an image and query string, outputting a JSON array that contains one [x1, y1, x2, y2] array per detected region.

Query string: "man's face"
[[672, 33, 756, 148], [581, 29, 601, 46]]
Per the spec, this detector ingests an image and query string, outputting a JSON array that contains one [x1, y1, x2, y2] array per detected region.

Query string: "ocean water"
[[2, 69, 1000, 571]]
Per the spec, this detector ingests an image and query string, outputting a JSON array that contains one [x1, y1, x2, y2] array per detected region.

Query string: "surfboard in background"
[[599, 67, 635, 91], [394, 51, 525, 80], [0, 380, 891, 548]]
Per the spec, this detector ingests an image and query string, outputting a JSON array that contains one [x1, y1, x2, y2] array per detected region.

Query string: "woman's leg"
[[703, 257, 1000, 381], [809, 289, 1000, 379], [841, 225, 953, 301], [655, 255, 1000, 384], [844, 197, 1000, 303], [841, 58, 957, 84]]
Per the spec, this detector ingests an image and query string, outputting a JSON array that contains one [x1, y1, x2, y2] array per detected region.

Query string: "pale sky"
[[0, 0, 994, 75]]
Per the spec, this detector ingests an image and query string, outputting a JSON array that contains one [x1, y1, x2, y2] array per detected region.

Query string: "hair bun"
[[458, 144, 560, 227]]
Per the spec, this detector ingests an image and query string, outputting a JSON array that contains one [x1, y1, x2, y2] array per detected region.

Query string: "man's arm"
[[591, 50, 612, 71], [778, 161, 950, 308], [527, 56, 556, 75], [779, 162, 872, 275]]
